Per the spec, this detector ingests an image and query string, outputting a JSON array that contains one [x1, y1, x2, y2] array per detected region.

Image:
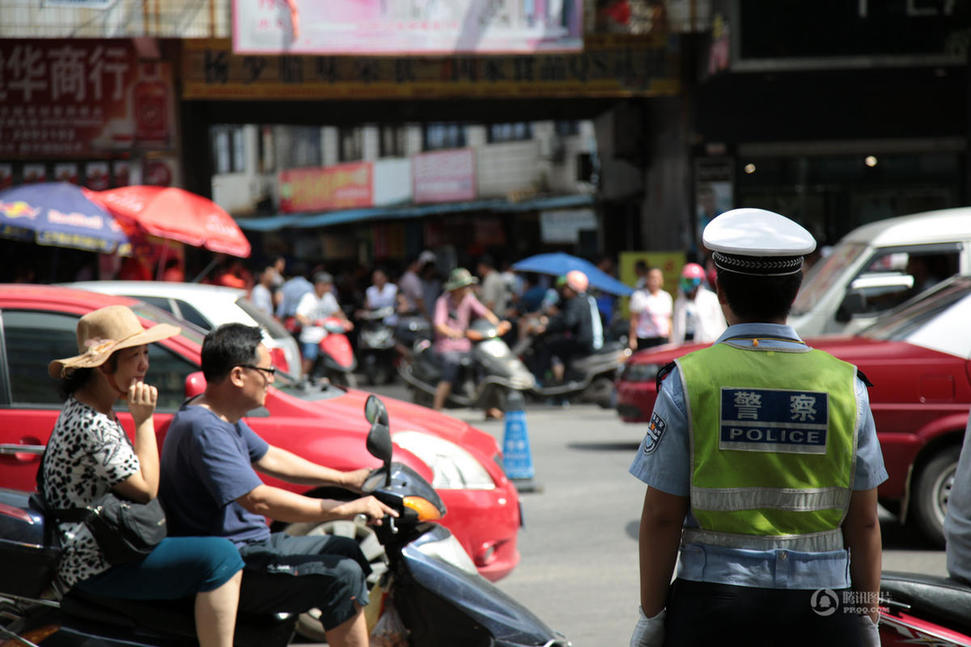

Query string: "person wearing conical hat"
[[45, 306, 244, 647], [629, 209, 886, 647], [432, 267, 511, 417]]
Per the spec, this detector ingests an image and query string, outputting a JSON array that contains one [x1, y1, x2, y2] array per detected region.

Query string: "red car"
[[0, 285, 520, 585], [616, 276, 971, 547]]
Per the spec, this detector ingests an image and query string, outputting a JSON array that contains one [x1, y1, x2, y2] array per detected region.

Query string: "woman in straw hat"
[[432, 267, 511, 418], [44, 305, 243, 647]]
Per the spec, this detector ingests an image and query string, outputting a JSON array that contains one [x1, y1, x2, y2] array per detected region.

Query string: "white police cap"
[[703, 208, 816, 276]]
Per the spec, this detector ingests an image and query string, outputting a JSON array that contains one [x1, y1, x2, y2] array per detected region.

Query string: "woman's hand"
[[127, 381, 158, 428]]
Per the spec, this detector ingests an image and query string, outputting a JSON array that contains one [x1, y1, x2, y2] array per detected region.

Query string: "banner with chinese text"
[[182, 37, 679, 100], [233, 0, 583, 55], [0, 40, 175, 160], [279, 162, 374, 213], [413, 149, 476, 204]]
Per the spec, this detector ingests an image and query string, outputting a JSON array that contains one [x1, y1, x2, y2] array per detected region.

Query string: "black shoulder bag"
[[37, 449, 167, 566]]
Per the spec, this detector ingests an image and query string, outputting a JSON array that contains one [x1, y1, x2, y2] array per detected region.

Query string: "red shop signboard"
[[0, 39, 174, 159]]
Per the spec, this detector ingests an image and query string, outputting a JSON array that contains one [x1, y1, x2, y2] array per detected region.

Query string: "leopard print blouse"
[[43, 396, 139, 588]]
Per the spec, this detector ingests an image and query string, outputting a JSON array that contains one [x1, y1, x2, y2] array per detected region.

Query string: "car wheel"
[[911, 445, 959, 548], [284, 519, 389, 641]]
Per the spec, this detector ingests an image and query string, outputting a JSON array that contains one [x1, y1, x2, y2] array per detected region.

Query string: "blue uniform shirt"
[[629, 323, 888, 590], [160, 403, 271, 545]]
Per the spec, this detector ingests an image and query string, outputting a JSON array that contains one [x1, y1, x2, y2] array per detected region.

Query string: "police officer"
[[628, 208, 886, 647]]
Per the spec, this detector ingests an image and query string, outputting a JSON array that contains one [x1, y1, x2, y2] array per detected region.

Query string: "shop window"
[[379, 125, 406, 158], [487, 122, 533, 143], [423, 123, 467, 151], [339, 127, 364, 162], [554, 120, 581, 136], [258, 126, 276, 173], [211, 125, 246, 174], [282, 126, 322, 169]]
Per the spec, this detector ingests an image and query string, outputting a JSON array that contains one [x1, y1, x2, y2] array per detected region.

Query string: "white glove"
[[861, 614, 880, 647], [629, 606, 666, 647]]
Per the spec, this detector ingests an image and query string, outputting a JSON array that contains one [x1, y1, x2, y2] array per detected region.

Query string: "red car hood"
[[307, 388, 501, 460]]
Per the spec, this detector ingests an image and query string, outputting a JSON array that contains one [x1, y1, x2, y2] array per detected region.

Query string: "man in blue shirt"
[[160, 323, 396, 647], [629, 209, 886, 647]]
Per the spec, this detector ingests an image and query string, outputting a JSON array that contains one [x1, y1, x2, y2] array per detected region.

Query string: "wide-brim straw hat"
[[444, 267, 479, 292], [48, 305, 180, 379]]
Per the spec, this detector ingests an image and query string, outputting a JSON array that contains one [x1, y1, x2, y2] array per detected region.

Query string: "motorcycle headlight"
[[622, 363, 661, 383], [393, 432, 496, 490], [413, 530, 478, 574], [476, 339, 507, 358]]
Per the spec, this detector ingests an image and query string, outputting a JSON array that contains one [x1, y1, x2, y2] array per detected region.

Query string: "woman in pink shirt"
[[433, 267, 510, 417]]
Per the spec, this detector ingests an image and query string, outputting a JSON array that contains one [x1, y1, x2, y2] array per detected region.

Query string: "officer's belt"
[[681, 527, 844, 552], [691, 486, 851, 513]]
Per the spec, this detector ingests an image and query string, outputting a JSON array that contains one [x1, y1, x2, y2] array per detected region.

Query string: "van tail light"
[[269, 347, 290, 375]]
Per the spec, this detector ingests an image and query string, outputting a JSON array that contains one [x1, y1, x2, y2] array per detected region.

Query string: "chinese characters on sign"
[[413, 149, 475, 204], [278, 163, 374, 213], [720, 388, 829, 454], [0, 40, 174, 159], [182, 38, 680, 100]]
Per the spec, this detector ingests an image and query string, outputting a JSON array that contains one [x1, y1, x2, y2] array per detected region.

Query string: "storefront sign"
[[232, 0, 582, 55], [540, 208, 597, 243], [0, 40, 175, 158], [182, 38, 680, 100], [279, 162, 374, 213], [373, 158, 412, 206], [735, 0, 966, 69], [413, 149, 475, 204]]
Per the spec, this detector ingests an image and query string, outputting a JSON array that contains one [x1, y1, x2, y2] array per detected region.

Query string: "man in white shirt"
[[295, 272, 353, 377]]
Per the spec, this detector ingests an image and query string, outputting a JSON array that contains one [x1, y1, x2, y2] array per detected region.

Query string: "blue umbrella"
[[0, 182, 130, 254], [512, 252, 633, 296]]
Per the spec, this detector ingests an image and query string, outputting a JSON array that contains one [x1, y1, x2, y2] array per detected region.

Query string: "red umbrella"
[[88, 186, 251, 258]]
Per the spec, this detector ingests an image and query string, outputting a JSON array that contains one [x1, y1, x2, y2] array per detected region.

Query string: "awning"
[[236, 193, 595, 232]]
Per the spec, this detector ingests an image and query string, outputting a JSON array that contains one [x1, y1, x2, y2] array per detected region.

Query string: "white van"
[[789, 207, 971, 337]]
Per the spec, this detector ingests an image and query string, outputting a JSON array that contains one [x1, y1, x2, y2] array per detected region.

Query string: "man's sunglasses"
[[237, 364, 277, 377]]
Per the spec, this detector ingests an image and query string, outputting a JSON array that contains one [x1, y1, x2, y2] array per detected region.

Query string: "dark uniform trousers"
[[664, 579, 872, 646]]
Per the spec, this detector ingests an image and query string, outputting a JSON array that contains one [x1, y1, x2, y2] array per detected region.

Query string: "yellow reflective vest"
[[676, 339, 858, 552]]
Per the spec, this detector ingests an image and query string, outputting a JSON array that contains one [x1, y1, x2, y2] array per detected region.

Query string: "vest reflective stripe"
[[682, 527, 845, 552], [678, 342, 858, 546], [692, 486, 851, 513]]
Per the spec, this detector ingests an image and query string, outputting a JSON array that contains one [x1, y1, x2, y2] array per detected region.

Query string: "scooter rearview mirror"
[[364, 396, 393, 485]]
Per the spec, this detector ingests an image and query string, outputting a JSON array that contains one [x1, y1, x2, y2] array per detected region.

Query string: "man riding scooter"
[[296, 271, 354, 378], [528, 270, 604, 387]]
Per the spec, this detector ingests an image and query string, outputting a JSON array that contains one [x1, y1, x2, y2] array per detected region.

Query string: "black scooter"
[[356, 305, 397, 386], [0, 395, 569, 647]]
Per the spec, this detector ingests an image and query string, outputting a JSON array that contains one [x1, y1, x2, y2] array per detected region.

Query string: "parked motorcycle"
[[308, 316, 358, 388], [356, 306, 397, 386], [398, 318, 535, 412], [0, 395, 570, 647], [879, 570, 971, 646]]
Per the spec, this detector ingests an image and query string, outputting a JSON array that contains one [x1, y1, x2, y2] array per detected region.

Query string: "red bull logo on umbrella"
[[0, 201, 41, 219]]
